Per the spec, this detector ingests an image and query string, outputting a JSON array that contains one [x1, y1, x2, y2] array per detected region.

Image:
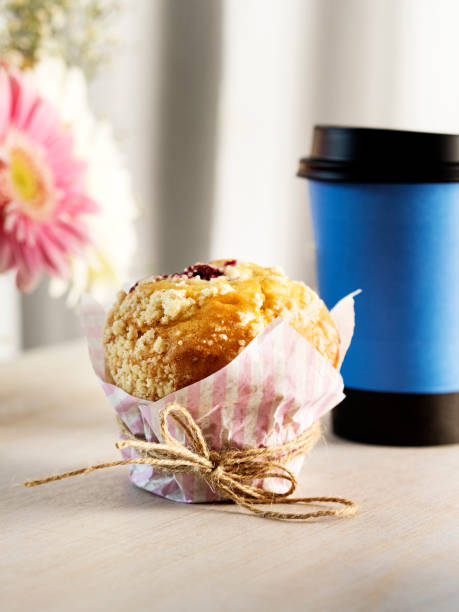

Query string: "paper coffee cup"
[[299, 125, 459, 446]]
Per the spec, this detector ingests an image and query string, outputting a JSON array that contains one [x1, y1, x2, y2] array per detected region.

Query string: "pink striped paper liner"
[[80, 291, 358, 503]]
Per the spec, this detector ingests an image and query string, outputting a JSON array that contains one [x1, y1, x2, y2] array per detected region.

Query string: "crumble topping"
[[103, 259, 340, 402]]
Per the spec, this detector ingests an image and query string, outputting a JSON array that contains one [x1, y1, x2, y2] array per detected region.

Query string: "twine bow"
[[25, 402, 357, 521]]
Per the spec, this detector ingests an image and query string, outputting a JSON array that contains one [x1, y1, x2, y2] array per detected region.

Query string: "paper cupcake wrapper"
[[80, 291, 359, 503]]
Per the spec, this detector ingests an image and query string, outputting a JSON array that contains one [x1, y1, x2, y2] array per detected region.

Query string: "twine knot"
[[24, 402, 357, 522], [208, 452, 225, 485]]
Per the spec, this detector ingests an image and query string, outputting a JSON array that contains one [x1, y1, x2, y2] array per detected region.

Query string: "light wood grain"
[[1, 341, 459, 612]]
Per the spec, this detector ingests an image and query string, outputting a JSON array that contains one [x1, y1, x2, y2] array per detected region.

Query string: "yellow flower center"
[[5, 144, 55, 221], [10, 148, 45, 205]]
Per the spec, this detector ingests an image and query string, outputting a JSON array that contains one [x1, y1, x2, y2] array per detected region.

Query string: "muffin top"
[[103, 260, 340, 401]]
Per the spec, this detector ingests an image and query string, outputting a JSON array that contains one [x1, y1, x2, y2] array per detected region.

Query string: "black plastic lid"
[[298, 125, 459, 183]]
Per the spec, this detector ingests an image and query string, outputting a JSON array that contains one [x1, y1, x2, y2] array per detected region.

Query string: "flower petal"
[[14, 243, 43, 293], [9, 71, 40, 131], [0, 234, 15, 272], [46, 130, 74, 160], [36, 231, 70, 277], [42, 223, 84, 257], [25, 100, 61, 147], [56, 218, 90, 246], [63, 193, 100, 215], [16, 266, 42, 292]]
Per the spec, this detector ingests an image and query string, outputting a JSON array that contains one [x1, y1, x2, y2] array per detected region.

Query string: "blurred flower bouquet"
[[0, 0, 136, 303]]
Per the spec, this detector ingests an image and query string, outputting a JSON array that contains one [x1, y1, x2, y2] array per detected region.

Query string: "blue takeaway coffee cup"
[[298, 125, 459, 446]]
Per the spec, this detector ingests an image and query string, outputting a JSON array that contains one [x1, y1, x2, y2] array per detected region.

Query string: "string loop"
[[25, 402, 357, 521]]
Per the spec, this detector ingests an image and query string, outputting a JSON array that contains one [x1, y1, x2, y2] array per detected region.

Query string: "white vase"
[[0, 271, 21, 361]]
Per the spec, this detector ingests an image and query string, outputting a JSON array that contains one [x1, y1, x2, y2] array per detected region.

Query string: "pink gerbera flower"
[[0, 66, 98, 292]]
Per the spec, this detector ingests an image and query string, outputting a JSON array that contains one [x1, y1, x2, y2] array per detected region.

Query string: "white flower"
[[28, 55, 137, 305]]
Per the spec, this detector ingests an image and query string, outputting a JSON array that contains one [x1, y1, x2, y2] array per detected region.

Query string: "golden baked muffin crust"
[[103, 260, 340, 401]]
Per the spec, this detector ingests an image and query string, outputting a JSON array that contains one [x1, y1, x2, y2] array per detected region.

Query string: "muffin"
[[103, 260, 340, 401]]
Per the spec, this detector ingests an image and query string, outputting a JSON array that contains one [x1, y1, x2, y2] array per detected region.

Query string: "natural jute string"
[[24, 402, 357, 521]]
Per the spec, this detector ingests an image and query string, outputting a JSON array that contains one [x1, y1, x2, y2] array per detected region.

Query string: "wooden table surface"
[[1, 341, 459, 612]]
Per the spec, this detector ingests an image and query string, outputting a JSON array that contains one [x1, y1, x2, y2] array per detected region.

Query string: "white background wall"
[[9, 0, 459, 355], [0, 273, 20, 359]]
